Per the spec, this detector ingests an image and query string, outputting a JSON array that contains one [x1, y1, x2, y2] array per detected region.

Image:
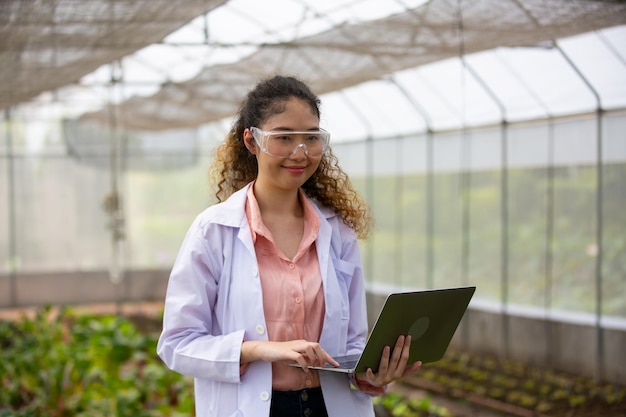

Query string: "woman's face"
[[244, 98, 323, 193]]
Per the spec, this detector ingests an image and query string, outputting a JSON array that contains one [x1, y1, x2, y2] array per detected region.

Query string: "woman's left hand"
[[355, 335, 422, 388]]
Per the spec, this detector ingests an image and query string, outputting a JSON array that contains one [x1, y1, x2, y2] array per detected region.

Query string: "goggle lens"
[[251, 127, 330, 158]]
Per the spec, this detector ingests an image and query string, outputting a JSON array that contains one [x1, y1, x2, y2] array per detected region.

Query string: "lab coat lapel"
[[314, 204, 344, 356]]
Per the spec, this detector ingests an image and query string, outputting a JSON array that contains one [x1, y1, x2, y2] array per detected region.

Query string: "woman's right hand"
[[241, 340, 340, 372]]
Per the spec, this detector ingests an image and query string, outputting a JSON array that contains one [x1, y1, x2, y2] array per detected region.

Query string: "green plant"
[[0, 307, 193, 417], [373, 392, 452, 417]]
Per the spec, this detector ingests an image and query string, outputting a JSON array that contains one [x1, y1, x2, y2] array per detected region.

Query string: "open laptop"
[[296, 286, 476, 374]]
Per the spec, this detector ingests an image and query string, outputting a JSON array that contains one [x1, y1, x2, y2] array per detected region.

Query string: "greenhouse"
[[1, 0, 625, 415]]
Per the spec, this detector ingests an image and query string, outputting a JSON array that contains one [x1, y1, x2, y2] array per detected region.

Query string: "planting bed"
[[385, 349, 626, 417]]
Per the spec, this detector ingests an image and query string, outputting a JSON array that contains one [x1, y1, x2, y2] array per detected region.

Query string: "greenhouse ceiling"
[[1, 0, 626, 136]]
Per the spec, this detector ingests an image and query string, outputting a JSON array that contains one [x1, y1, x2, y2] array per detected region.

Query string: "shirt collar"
[[245, 183, 320, 250]]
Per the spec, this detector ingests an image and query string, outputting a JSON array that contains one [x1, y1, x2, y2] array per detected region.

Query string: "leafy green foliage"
[[0, 307, 193, 417], [373, 391, 452, 417]]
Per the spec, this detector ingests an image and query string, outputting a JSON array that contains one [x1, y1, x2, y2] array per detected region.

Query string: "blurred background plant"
[[0, 306, 193, 417]]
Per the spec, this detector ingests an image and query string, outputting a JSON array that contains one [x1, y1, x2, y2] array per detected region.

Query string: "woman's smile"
[[283, 165, 307, 175]]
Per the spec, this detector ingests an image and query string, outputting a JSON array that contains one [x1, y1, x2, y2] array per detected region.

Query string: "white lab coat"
[[157, 183, 375, 417]]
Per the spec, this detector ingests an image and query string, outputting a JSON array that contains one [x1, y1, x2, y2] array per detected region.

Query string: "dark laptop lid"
[[353, 286, 476, 374]]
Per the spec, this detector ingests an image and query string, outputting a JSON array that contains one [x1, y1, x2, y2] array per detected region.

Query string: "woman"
[[157, 75, 421, 417]]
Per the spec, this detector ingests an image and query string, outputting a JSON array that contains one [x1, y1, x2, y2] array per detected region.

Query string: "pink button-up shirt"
[[245, 185, 325, 391]]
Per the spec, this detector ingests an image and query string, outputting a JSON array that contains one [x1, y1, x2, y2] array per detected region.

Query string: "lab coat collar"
[[210, 182, 338, 227]]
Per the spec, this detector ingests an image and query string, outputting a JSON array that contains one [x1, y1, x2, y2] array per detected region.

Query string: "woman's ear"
[[243, 128, 258, 155]]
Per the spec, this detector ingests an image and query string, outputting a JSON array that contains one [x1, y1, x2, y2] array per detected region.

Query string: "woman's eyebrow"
[[268, 126, 321, 132]]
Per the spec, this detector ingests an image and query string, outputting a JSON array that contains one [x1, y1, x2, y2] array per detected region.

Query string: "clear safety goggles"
[[250, 127, 330, 158]]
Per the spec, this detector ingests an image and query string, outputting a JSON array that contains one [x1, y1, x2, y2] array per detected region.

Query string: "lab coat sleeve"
[[157, 222, 243, 384]]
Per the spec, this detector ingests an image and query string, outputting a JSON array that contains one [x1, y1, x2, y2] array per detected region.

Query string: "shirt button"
[[253, 268, 259, 277], [295, 297, 302, 304], [256, 325, 265, 335], [260, 391, 270, 401], [289, 263, 295, 269]]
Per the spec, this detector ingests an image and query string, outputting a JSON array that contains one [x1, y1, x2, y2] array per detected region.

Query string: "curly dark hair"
[[208, 75, 373, 239]]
